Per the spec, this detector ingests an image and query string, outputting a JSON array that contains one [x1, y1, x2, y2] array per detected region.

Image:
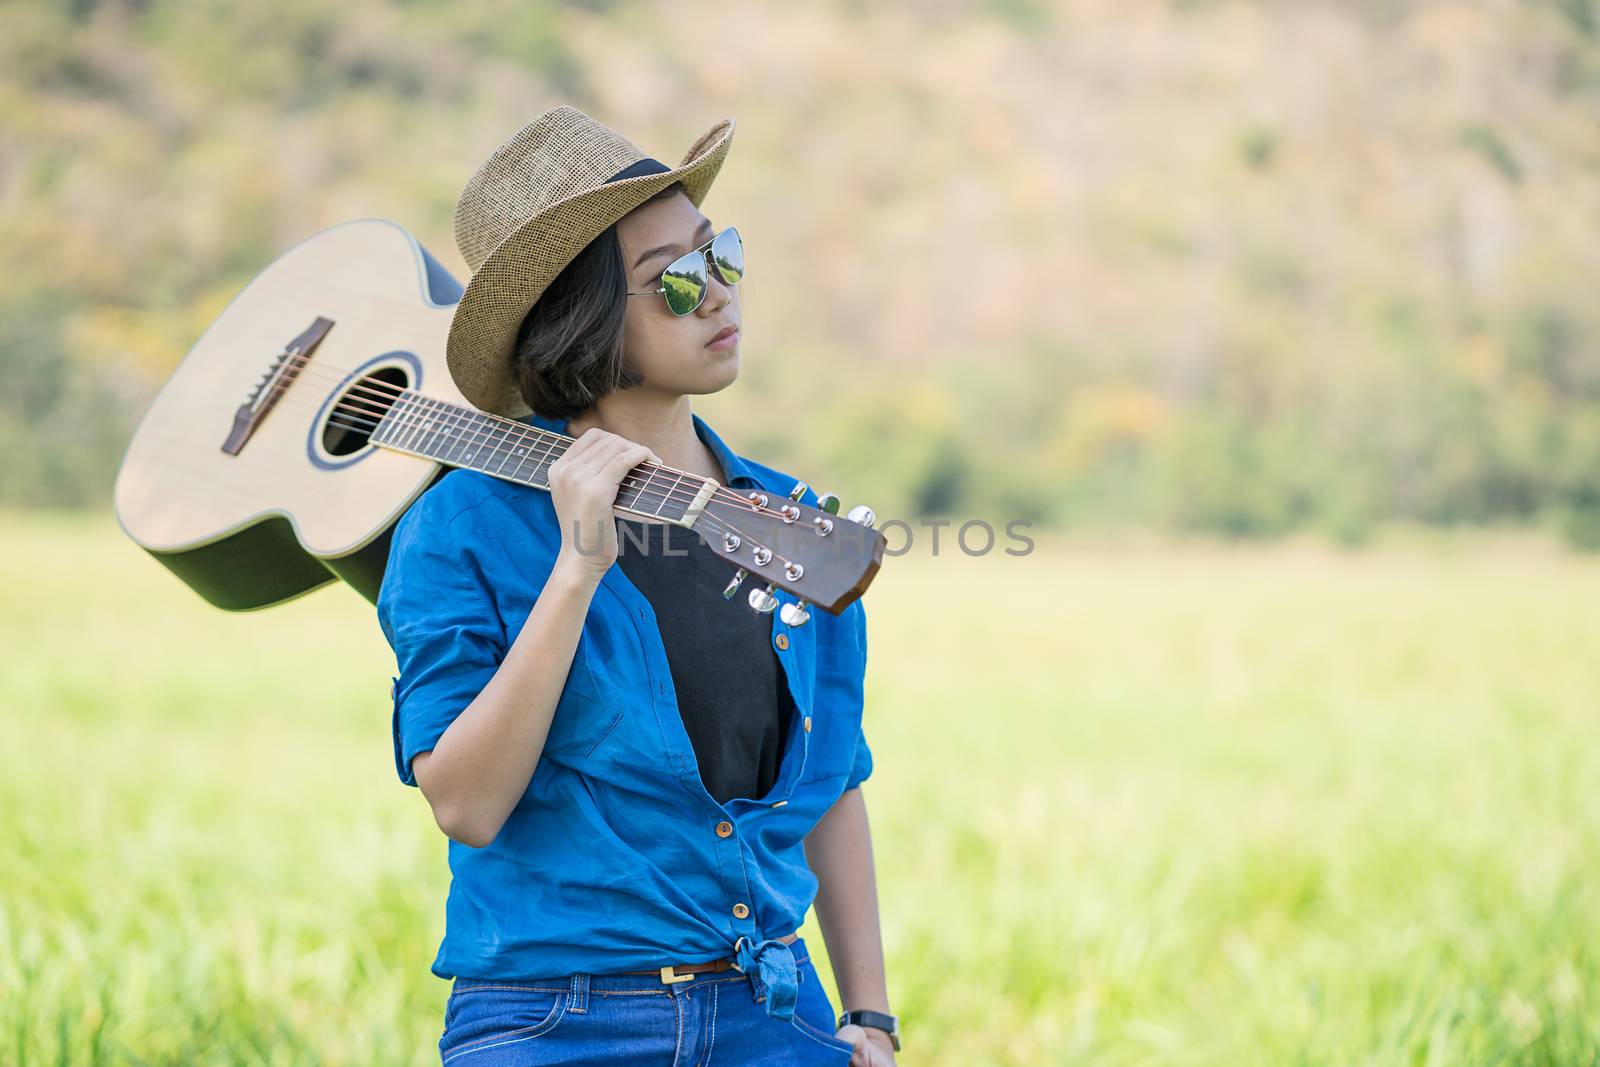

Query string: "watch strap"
[[837, 1008, 901, 1051]]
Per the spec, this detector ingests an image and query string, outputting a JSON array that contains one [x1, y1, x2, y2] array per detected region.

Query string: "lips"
[[707, 324, 739, 346]]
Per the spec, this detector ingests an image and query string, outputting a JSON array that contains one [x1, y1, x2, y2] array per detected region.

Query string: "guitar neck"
[[370, 392, 718, 525]]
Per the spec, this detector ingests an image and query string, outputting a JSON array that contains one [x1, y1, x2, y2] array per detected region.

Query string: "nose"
[[698, 255, 735, 316]]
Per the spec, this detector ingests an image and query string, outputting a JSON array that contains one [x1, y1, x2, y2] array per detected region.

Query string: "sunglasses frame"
[[625, 226, 743, 316]]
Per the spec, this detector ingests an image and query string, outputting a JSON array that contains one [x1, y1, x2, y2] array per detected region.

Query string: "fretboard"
[[370, 391, 711, 523]]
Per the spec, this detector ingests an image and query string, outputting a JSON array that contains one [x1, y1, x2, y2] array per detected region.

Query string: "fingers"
[[549, 430, 665, 512], [551, 427, 616, 480], [834, 1024, 868, 1065], [551, 429, 627, 484], [833, 1024, 892, 1066], [600, 442, 655, 488]]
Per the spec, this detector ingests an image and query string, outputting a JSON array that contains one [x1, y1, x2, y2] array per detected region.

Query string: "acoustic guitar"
[[113, 218, 884, 623]]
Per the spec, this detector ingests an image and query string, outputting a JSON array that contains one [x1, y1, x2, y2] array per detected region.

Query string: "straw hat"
[[445, 105, 736, 417]]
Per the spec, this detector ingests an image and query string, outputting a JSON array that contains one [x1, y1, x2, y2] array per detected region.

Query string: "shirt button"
[[732, 902, 750, 919], [803, 715, 812, 733], [716, 820, 733, 838], [775, 633, 789, 651]]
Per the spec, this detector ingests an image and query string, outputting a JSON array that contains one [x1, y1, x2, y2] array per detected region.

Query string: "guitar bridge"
[[220, 316, 335, 456]]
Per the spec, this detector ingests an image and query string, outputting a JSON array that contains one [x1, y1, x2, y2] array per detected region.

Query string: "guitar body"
[[113, 218, 467, 611]]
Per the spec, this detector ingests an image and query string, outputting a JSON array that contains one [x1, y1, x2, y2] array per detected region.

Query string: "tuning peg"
[[723, 567, 748, 600], [779, 599, 812, 627], [815, 492, 840, 515], [788, 480, 808, 501], [846, 504, 876, 529], [747, 583, 780, 614]]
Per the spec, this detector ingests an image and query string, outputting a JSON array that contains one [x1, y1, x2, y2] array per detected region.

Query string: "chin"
[[692, 358, 741, 394]]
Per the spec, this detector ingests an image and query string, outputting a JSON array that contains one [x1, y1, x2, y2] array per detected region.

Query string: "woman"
[[377, 106, 900, 1064]]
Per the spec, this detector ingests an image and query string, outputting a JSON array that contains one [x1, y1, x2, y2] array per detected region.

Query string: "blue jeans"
[[437, 936, 857, 1065]]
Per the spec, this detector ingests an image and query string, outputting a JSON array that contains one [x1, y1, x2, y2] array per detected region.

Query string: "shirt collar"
[[517, 409, 762, 490]]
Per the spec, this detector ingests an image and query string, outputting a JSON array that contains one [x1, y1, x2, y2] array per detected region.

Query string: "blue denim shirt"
[[376, 410, 872, 1020]]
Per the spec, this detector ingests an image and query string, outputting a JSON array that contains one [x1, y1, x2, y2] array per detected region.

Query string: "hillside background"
[[5, 0, 1600, 543], [7, 5, 1600, 1065]]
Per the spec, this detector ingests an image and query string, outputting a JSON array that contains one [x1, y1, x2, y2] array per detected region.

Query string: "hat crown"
[[443, 107, 734, 418], [453, 105, 650, 271]]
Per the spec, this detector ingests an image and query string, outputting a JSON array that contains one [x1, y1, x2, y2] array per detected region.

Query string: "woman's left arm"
[[804, 785, 897, 1066]]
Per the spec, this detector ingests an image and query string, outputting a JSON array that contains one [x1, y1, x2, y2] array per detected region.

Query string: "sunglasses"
[[626, 226, 745, 316]]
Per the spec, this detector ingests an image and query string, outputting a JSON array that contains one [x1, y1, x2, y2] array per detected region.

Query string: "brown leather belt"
[[620, 931, 799, 984]]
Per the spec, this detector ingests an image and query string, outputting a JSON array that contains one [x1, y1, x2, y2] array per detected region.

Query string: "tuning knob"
[[779, 599, 812, 627], [788, 480, 809, 501], [723, 567, 748, 600], [815, 492, 841, 515], [747, 584, 780, 613], [846, 504, 876, 529]]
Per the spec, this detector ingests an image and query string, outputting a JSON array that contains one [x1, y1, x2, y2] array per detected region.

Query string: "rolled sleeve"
[[842, 597, 873, 791], [844, 725, 874, 791], [376, 493, 506, 788]]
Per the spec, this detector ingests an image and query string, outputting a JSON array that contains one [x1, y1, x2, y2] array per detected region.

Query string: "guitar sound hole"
[[322, 365, 409, 456]]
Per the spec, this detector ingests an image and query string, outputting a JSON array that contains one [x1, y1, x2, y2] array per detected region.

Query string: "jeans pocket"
[[788, 1013, 858, 1061], [789, 957, 857, 1061], [440, 984, 568, 1063]]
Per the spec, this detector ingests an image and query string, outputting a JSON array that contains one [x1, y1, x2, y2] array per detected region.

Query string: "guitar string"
[[241, 350, 799, 520], [220, 365, 825, 579], [273, 379, 774, 531], [254, 376, 729, 519], [266, 377, 794, 527], [235, 374, 806, 585], [321, 390, 825, 591], [238, 355, 800, 521]]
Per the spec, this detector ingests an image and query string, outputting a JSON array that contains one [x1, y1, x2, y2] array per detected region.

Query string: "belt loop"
[[568, 972, 590, 1014]]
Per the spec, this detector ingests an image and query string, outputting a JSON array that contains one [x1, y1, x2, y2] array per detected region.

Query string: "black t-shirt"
[[614, 516, 795, 805]]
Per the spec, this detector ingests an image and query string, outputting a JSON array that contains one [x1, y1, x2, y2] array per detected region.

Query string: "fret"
[[617, 467, 695, 523], [489, 420, 522, 478], [367, 393, 395, 447], [663, 471, 689, 517], [456, 409, 488, 468], [380, 392, 414, 451], [419, 396, 457, 460], [476, 411, 511, 471], [643, 470, 681, 518], [522, 429, 564, 488], [392, 396, 425, 454], [506, 425, 549, 485], [393, 393, 422, 454], [467, 410, 504, 471], [443, 406, 480, 467], [397, 395, 424, 455], [368, 392, 702, 524], [503, 430, 535, 483]]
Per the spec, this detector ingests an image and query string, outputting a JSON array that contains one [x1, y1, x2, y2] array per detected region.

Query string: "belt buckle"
[[728, 935, 749, 974], [659, 965, 696, 985]]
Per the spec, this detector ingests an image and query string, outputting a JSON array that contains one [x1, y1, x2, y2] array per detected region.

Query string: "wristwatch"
[[837, 1008, 901, 1052]]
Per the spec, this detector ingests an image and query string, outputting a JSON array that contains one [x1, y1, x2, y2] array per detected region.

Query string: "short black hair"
[[511, 181, 687, 419]]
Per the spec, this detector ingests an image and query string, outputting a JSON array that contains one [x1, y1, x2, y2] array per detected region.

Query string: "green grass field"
[[3, 510, 1598, 1066]]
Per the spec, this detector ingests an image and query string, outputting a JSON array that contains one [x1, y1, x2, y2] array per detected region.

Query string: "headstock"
[[689, 479, 883, 624]]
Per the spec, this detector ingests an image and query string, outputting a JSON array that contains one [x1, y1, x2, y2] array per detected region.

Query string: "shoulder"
[[379, 470, 553, 606], [728, 453, 810, 502], [392, 468, 556, 549], [401, 468, 521, 527]]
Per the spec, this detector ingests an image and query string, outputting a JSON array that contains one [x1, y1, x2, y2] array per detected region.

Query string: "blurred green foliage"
[[7, 511, 1600, 1064], [3, 0, 1599, 547]]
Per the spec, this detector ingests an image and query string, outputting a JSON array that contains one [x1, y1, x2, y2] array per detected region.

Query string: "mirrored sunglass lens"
[[660, 252, 708, 315], [711, 227, 744, 285]]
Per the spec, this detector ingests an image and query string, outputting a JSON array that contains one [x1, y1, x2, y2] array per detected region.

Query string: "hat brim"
[[445, 116, 735, 419]]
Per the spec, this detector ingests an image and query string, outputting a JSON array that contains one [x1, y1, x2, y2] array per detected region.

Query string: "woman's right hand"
[[547, 427, 662, 584]]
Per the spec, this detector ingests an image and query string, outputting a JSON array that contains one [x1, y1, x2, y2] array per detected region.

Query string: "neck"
[[567, 394, 726, 485], [370, 390, 719, 526]]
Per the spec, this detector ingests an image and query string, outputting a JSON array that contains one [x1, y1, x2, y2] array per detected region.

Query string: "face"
[[614, 190, 742, 401]]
